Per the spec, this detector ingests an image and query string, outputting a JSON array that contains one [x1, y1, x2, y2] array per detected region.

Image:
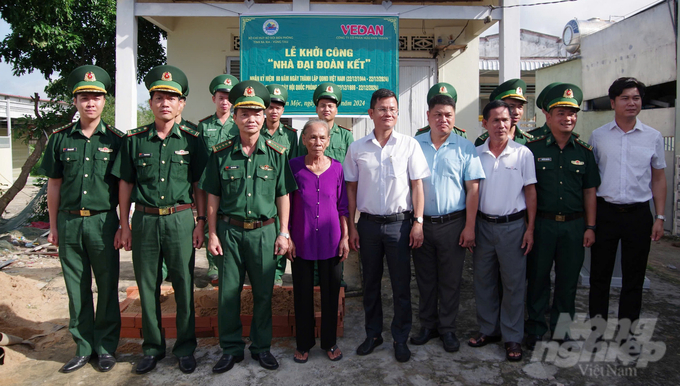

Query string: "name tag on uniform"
[[225, 165, 239, 170], [175, 150, 190, 155], [98, 147, 113, 153], [259, 165, 273, 171], [63, 147, 77, 152], [206, 128, 217, 132], [537, 157, 552, 162], [138, 153, 152, 158], [571, 160, 584, 165]]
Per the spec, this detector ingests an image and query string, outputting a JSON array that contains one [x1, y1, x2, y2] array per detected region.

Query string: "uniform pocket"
[[221, 167, 243, 196], [255, 167, 275, 196], [59, 152, 81, 178], [94, 151, 113, 175], [171, 154, 191, 179], [135, 157, 156, 183]]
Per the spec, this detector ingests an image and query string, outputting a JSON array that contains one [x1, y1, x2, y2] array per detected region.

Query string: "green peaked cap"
[[210, 74, 239, 95], [266, 84, 288, 105], [313, 82, 342, 106], [543, 83, 583, 111], [67, 65, 111, 95], [490, 78, 527, 102], [229, 80, 270, 110], [536, 82, 561, 110], [427, 82, 457, 103], [144, 65, 188, 96]]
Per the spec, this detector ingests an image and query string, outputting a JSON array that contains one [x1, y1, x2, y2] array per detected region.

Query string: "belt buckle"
[[158, 207, 171, 216], [555, 214, 566, 222], [79, 210, 91, 217], [243, 220, 255, 230]]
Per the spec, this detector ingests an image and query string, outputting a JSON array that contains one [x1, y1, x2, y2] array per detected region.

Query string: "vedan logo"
[[263, 19, 279, 36]]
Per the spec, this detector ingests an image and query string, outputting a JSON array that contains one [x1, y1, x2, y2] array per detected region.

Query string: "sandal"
[[293, 350, 308, 364], [505, 342, 523, 362], [468, 332, 502, 348], [326, 345, 343, 361]]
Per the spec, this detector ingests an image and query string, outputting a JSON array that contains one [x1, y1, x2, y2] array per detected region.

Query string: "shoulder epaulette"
[[199, 115, 213, 123], [283, 124, 297, 132], [573, 131, 581, 138], [105, 123, 125, 138], [454, 125, 466, 132], [184, 120, 197, 129], [477, 132, 489, 142], [52, 121, 76, 134], [527, 135, 547, 143], [212, 139, 234, 153], [519, 129, 534, 140], [415, 126, 430, 136], [265, 139, 287, 155], [338, 125, 351, 132], [180, 125, 199, 137], [128, 125, 150, 136], [576, 138, 593, 151]]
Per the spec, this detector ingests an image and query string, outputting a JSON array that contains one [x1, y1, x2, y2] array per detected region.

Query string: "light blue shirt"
[[416, 132, 485, 216]]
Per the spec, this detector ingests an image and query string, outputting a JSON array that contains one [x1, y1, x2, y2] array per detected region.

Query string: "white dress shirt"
[[477, 140, 536, 216], [589, 119, 666, 204], [343, 130, 430, 215]]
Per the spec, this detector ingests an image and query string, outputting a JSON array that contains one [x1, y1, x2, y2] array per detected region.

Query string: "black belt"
[[477, 210, 525, 224], [536, 211, 583, 222], [423, 210, 465, 224], [136, 203, 193, 216], [597, 197, 648, 213], [221, 215, 276, 230], [360, 211, 412, 223], [62, 209, 110, 217]]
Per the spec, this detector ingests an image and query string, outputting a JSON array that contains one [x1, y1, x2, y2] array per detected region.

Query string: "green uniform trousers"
[[58, 211, 120, 356], [274, 220, 286, 281], [526, 216, 585, 337], [216, 220, 276, 356], [131, 209, 197, 357]]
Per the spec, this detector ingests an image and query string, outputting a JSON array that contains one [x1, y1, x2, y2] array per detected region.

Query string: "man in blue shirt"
[[411, 92, 485, 352]]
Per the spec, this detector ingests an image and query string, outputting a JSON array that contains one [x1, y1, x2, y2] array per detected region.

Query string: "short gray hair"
[[301, 118, 330, 137]]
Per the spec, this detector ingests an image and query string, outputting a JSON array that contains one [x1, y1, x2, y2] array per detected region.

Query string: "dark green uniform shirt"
[[415, 125, 467, 139], [197, 114, 238, 152], [39, 120, 124, 211], [261, 122, 298, 161], [298, 123, 353, 163], [526, 132, 600, 214], [529, 123, 580, 139], [112, 122, 208, 208], [474, 125, 534, 146], [199, 135, 297, 221]]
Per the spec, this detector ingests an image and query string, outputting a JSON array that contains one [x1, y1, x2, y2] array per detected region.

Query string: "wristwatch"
[[196, 216, 207, 222], [279, 232, 290, 239], [415, 217, 424, 224], [656, 215, 666, 221], [585, 225, 596, 231]]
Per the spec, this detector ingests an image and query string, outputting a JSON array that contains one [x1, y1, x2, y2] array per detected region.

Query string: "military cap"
[[542, 83, 582, 111], [67, 65, 111, 95], [181, 84, 190, 99], [313, 83, 342, 106], [490, 78, 527, 102], [427, 82, 457, 103], [536, 82, 561, 111], [144, 65, 188, 96], [209, 74, 239, 95], [228, 80, 270, 110], [266, 84, 288, 105]]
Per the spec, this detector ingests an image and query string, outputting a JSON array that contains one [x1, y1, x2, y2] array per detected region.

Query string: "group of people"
[[41, 61, 666, 376]]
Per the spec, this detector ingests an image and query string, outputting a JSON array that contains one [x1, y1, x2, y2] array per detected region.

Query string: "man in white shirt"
[[343, 89, 430, 362], [588, 77, 667, 334], [468, 100, 536, 361]]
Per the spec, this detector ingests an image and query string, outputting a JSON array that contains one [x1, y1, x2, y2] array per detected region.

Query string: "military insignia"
[[439, 86, 447, 94], [85, 72, 96, 82], [265, 139, 286, 154], [564, 89, 574, 98], [224, 78, 232, 86], [225, 165, 239, 170], [98, 147, 113, 153], [571, 160, 584, 166], [162, 72, 172, 81], [273, 88, 281, 95], [576, 138, 593, 150], [175, 150, 190, 155], [259, 165, 273, 171], [537, 157, 552, 162], [138, 153, 152, 158], [516, 87, 523, 96], [212, 140, 234, 153], [326, 85, 334, 93], [63, 147, 77, 152], [244, 87, 255, 97]]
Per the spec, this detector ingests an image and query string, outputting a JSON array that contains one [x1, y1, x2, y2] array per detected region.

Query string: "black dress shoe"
[[525, 334, 543, 351], [135, 353, 165, 374], [410, 328, 440, 345], [251, 351, 279, 370], [96, 354, 116, 372], [178, 355, 196, 374], [59, 355, 91, 373], [393, 342, 411, 362], [356, 336, 384, 356], [441, 332, 460, 353], [213, 354, 244, 373]]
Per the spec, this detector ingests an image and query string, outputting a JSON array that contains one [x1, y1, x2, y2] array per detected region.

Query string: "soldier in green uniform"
[[196, 74, 240, 283], [263, 84, 298, 286], [40, 65, 123, 374], [475, 79, 533, 146], [529, 82, 561, 137], [524, 84, 599, 350], [113, 65, 208, 374], [298, 82, 354, 163], [177, 85, 197, 130], [201, 80, 297, 373], [415, 83, 467, 139]]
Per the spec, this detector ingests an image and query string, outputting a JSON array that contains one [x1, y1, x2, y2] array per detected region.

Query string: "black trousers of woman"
[[292, 256, 342, 352]]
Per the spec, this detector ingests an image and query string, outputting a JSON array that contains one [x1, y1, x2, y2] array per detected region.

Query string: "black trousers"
[[292, 256, 341, 351], [589, 199, 653, 324]]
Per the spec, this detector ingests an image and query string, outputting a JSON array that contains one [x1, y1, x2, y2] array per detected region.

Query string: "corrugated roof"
[[479, 58, 567, 71]]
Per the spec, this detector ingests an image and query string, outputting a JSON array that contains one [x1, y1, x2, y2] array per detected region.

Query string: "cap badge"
[[224, 78, 232, 86], [84, 72, 96, 82], [244, 86, 255, 97], [326, 86, 333, 93], [273, 88, 281, 95], [162, 72, 173, 81], [564, 89, 574, 98], [439, 86, 447, 93], [516, 87, 523, 95]]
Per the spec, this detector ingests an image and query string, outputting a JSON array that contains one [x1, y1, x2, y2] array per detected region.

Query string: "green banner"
[[240, 15, 399, 115]]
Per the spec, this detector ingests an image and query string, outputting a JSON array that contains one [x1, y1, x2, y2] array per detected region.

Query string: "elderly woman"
[[288, 118, 350, 363]]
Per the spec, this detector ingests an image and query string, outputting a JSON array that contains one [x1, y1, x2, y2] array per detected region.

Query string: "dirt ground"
[[1, 185, 680, 385]]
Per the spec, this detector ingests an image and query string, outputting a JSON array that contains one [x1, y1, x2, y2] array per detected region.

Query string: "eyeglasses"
[[376, 108, 399, 115]]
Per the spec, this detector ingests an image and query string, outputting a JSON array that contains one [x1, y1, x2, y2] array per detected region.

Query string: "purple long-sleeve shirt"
[[289, 156, 349, 260]]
